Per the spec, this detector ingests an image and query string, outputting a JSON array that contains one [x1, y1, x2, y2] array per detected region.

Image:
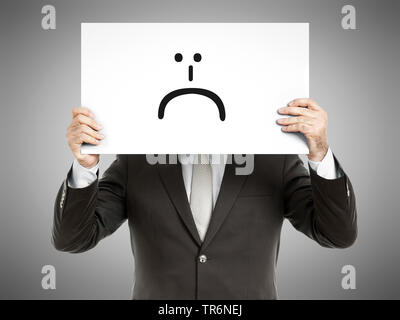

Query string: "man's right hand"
[[66, 107, 104, 169]]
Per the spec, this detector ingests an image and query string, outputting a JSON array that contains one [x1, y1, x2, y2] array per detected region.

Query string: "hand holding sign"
[[66, 107, 103, 169], [277, 98, 329, 161]]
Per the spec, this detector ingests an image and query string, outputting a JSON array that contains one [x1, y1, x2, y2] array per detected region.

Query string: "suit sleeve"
[[282, 154, 357, 248], [52, 155, 128, 253]]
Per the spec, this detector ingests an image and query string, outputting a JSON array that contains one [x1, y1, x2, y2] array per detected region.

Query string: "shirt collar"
[[178, 154, 228, 165]]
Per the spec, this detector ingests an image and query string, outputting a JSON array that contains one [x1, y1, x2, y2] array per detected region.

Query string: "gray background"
[[0, 0, 399, 299]]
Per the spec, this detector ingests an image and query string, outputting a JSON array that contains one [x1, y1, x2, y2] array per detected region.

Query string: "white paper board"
[[81, 23, 309, 154]]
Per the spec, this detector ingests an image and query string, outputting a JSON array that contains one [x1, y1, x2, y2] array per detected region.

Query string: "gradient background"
[[0, 0, 399, 299]]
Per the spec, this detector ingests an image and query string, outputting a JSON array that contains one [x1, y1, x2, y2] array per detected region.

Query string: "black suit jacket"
[[53, 154, 357, 299]]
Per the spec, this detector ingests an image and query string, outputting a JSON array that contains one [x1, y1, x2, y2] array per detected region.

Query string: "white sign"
[[81, 23, 309, 154]]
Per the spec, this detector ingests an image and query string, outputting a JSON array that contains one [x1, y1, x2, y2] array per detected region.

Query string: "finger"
[[78, 125, 104, 140], [287, 98, 322, 111], [72, 114, 102, 131], [72, 107, 94, 119], [76, 132, 100, 145], [277, 116, 311, 125], [278, 106, 314, 117], [281, 123, 311, 133]]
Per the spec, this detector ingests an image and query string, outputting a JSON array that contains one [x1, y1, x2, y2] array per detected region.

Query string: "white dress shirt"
[[68, 149, 339, 209]]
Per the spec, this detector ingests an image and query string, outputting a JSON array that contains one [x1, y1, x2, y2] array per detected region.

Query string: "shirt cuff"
[[67, 159, 99, 188], [308, 147, 340, 180]]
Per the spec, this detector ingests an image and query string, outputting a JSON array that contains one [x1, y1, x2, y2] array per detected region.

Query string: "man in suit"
[[53, 98, 357, 299]]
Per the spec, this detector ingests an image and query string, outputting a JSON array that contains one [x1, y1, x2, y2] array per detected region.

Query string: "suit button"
[[199, 254, 207, 263]]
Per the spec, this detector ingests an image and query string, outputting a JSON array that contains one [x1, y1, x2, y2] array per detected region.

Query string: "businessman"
[[53, 98, 357, 299]]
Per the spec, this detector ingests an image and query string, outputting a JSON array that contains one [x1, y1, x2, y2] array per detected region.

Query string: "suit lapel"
[[157, 163, 202, 247], [201, 162, 248, 249]]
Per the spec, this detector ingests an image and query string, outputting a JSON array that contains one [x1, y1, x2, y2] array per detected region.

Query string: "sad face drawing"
[[158, 52, 226, 121]]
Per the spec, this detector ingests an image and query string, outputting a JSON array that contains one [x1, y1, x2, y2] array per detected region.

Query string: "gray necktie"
[[190, 154, 213, 242]]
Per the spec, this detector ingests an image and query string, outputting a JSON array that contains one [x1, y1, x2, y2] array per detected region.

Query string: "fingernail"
[[287, 101, 294, 106], [276, 119, 282, 124], [278, 107, 285, 113], [99, 134, 105, 139], [281, 127, 287, 131]]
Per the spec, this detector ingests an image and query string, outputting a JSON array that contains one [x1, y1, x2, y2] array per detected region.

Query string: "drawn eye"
[[174, 53, 183, 62], [193, 53, 202, 62]]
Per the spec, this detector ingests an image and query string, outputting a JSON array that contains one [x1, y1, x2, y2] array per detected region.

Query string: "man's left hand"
[[277, 98, 329, 162]]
